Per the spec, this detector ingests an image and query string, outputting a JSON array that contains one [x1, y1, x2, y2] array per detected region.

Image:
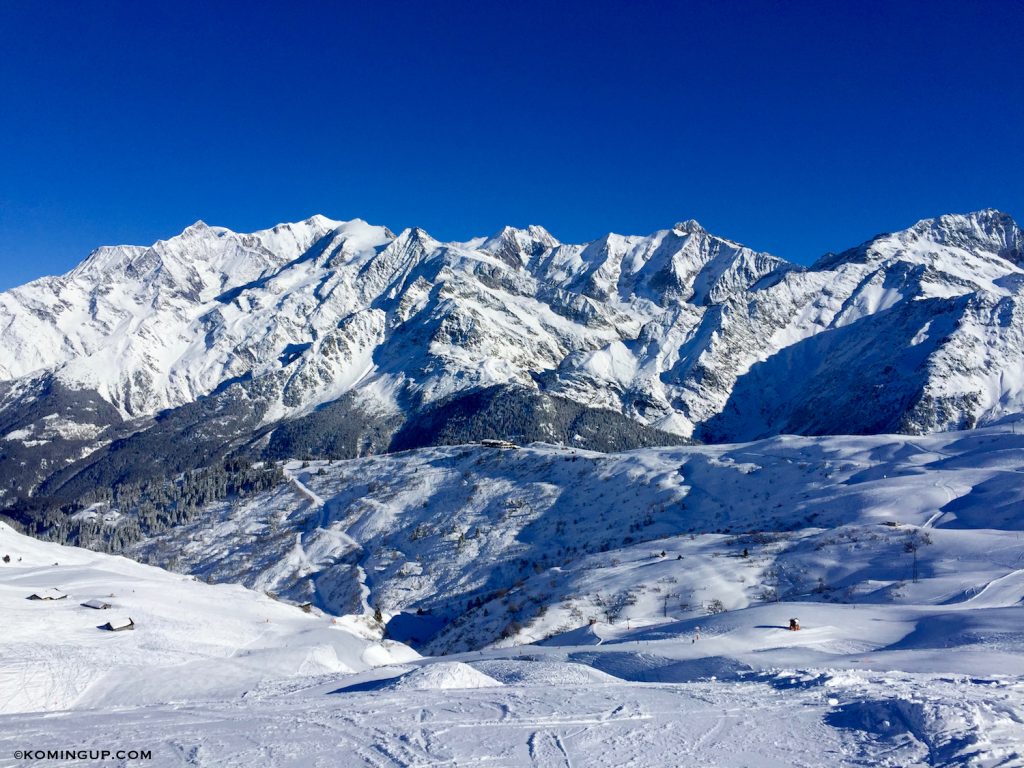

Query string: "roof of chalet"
[[100, 617, 135, 631], [27, 588, 67, 600]]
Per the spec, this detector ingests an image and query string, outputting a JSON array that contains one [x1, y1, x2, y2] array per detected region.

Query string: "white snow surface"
[[380, 661, 503, 690], [0, 420, 1009, 764], [0, 523, 416, 716]]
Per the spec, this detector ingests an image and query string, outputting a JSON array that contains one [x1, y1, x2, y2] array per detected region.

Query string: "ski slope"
[[1, 609, 1022, 766], [0, 523, 416, 715], [5, 421, 1024, 765]]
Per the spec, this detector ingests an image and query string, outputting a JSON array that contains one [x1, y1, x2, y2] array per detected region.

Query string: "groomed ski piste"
[[4, 421, 1024, 766]]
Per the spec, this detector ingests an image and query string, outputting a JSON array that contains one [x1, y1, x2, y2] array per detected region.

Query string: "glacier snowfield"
[[4, 421, 1024, 766]]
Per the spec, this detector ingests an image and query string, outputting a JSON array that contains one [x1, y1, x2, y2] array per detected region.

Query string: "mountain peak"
[[673, 219, 706, 235], [303, 213, 339, 228], [814, 209, 1023, 271], [176, 220, 220, 240], [485, 224, 558, 243], [393, 226, 438, 249], [904, 209, 1022, 264], [481, 225, 559, 264], [911, 208, 1006, 232]]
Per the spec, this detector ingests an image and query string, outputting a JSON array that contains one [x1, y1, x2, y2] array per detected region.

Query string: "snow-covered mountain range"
[[1, 209, 1022, 504], [3, 209, 1024, 765]]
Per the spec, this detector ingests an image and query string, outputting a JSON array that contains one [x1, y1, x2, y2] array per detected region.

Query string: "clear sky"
[[1, 0, 1021, 290]]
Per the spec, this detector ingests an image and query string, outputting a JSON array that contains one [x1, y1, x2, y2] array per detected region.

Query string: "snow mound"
[[571, 652, 753, 684], [385, 662, 503, 690], [537, 623, 605, 646], [472, 659, 620, 686]]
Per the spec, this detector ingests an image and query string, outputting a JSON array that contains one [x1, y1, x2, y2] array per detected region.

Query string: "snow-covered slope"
[[701, 209, 1024, 439], [5, 423, 1024, 766], [0, 521, 416, 714], [5, 663, 1023, 766], [126, 419, 1024, 657], [2, 210, 1022, 506]]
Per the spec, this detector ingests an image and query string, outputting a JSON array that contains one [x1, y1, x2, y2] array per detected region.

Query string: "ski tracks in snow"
[[528, 730, 571, 768]]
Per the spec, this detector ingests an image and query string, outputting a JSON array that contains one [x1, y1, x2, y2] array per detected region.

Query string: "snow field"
[[0, 523, 416, 714], [4, 420, 1024, 764]]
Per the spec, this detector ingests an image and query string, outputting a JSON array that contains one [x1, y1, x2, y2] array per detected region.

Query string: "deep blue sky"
[[1, 1, 1021, 290]]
